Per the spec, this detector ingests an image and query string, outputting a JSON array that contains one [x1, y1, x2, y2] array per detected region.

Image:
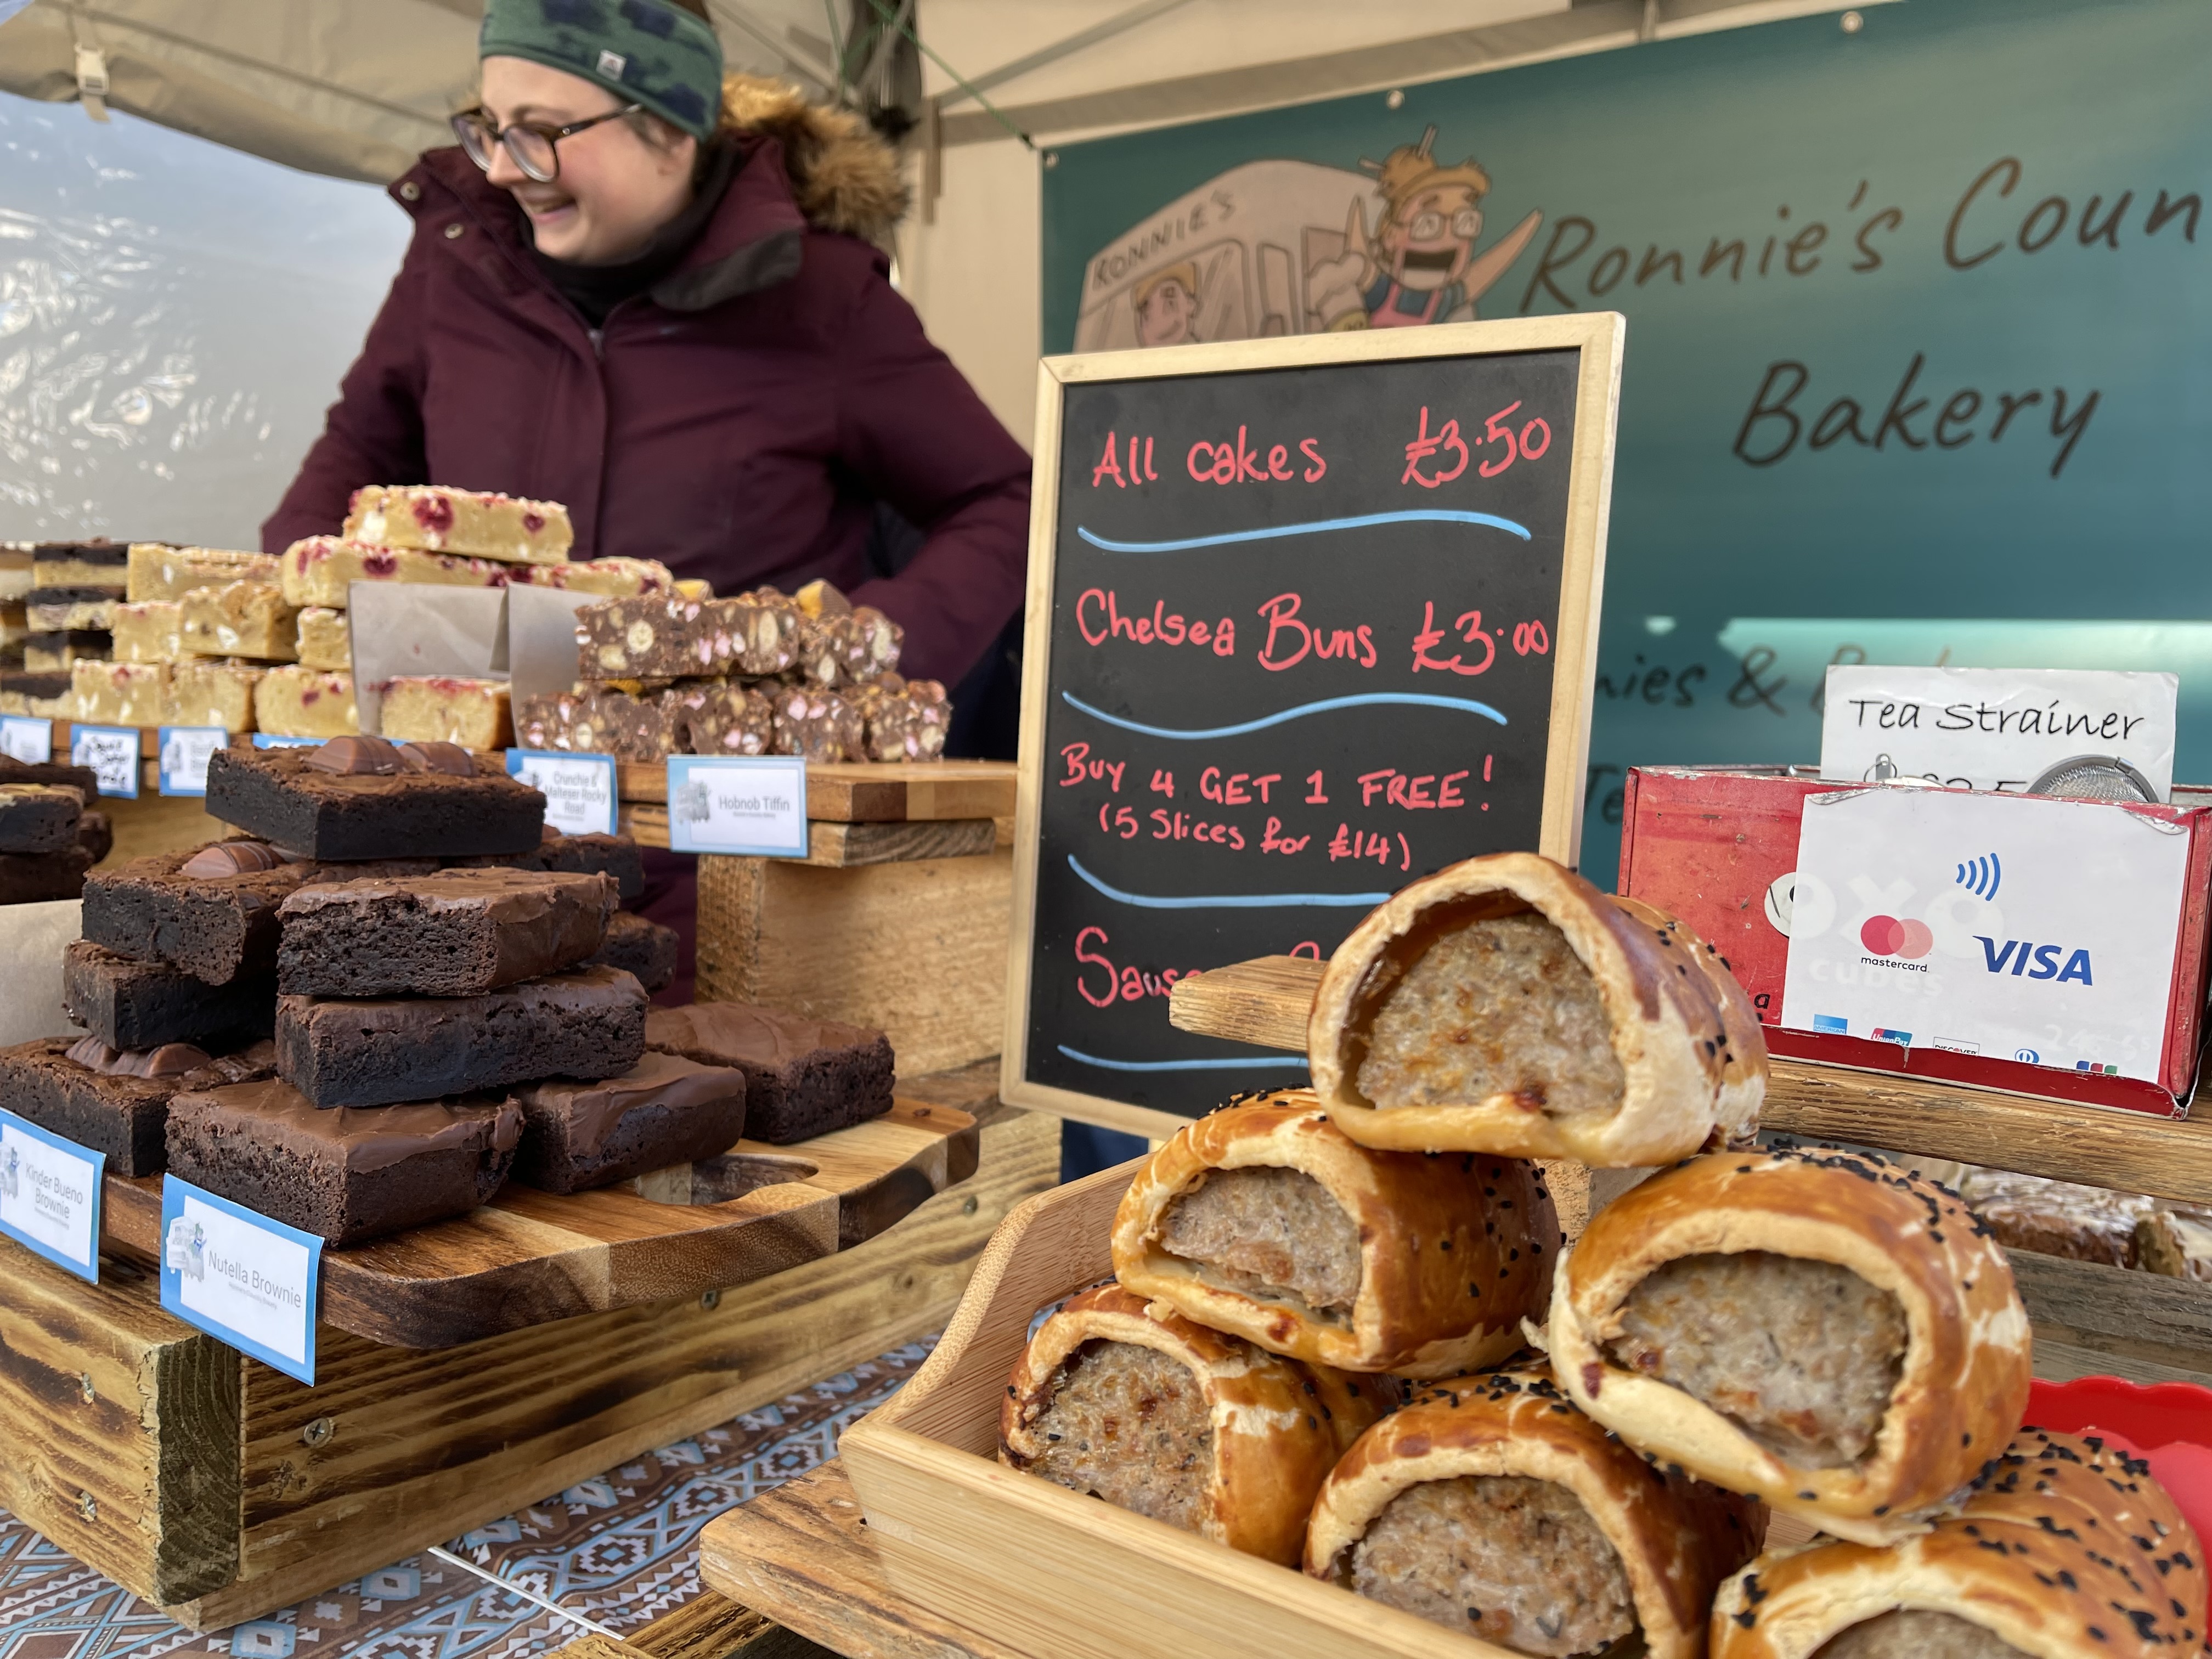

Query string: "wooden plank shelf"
[[619, 759, 1017, 822], [1167, 953, 2212, 1205], [95, 1097, 980, 1350], [620, 805, 999, 866]]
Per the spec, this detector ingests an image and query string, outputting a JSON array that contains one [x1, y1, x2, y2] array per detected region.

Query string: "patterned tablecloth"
[[0, 1343, 933, 1659]]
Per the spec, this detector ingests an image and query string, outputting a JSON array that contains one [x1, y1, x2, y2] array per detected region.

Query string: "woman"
[[267, 0, 1031, 997]]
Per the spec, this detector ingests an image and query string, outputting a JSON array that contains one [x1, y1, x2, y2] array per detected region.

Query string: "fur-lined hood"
[[717, 74, 907, 245]]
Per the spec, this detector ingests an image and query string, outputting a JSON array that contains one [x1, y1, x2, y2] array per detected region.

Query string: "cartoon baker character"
[[1317, 127, 1543, 330], [1133, 261, 1201, 346]]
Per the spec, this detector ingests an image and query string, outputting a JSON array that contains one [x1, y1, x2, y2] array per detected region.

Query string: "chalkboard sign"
[[1001, 316, 1624, 1137]]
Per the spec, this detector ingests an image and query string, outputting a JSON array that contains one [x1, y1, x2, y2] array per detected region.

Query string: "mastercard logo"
[[1861, 915, 1934, 958]]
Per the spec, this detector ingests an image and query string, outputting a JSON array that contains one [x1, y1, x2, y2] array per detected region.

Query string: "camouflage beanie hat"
[[480, 0, 724, 142]]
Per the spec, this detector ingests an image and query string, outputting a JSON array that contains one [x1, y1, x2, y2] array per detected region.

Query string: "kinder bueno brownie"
[[345, 485, 572, 565], [0, 1035, 277, 1175], [205, 736, 543, 860], [64, 939, 276, 1051], [276, 868, 615, 997]]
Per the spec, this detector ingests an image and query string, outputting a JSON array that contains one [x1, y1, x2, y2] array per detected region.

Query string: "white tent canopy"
[[1, 0, 1875, 185]]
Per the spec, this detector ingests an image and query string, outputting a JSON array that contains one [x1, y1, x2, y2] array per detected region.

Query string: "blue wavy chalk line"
[[1057, 1046, 1311, 1074], [1060, 689, 1506, 740], [1074, 509, 1531, 554], [1068, 855, 1388, 910]]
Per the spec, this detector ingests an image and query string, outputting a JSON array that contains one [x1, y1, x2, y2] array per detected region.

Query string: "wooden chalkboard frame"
[[999, 314, 1627, 1139]]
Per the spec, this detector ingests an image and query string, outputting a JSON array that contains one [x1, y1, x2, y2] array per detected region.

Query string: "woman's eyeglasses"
[[450, 103, 643, 183]]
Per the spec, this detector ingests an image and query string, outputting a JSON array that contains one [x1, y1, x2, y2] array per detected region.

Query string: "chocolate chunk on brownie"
[[0, 1036, 276, 1175], [643, 1002, 893, 1144], [166, 1080, 522, 1245], [584, 910, 678, 994], [0, 783, 83, 853], [277, 963, 646, 1108], [511, 1053, 746, 1193], [278, 868, 615, 997], [64, 939, 277, 1050], [205, 736, 544, 860], [0, 846, 93, 904], [82, 839, 318, 983]]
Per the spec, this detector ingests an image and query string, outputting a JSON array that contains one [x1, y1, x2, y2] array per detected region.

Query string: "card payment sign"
[[1778, 787, 2191, 1083]]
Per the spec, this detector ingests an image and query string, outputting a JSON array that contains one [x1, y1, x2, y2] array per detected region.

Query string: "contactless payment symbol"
[[1859, 915, 1933, 958]]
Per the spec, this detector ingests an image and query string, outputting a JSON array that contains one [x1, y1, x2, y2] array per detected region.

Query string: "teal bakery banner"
[[1041, 0, 2212, 885]]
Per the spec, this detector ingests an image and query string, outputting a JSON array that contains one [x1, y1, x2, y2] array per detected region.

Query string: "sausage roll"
[[1306, 1361, 1766, 1658], [1549, 1146, 2031, 1546], [1712, 1425, 2207, 1658], [1307, 852, 1765, 1167], [1000, 1283, 1391, 1566], [1111, 1090, 1558, 1378]]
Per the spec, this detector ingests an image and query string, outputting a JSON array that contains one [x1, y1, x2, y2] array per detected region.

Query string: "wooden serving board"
[[97, 1097, 978, 1350], [619, 807, 999, 866], [618, 759, 1017, 822], [1167, 953, 2212, 1205]]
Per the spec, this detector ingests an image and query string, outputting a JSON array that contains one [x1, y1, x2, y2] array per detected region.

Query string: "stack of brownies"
[[1, 539, 127, 716], [0, 731, 902, 1249], [518, 578, 950, 765], [0, 755, 112, 905]]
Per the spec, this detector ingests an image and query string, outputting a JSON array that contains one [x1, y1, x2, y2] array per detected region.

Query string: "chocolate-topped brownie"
[[531, 831, 645, 901], [83, 839, 323, 983], [277, 963, 646, 1108], [511, 1053, 746, 1193], [643, 1002, 893, 1144], [0, 845, 93, 904], [277, 868, 615, 997], [205, 735, 544, 860], [0, 1036, 277, 1175], [166, 1080, 522, 1245], [0, 783, 82, 853], [0, 754, 100, 798], [585, 910, 679, 994], [63, 940, 276, 1050]]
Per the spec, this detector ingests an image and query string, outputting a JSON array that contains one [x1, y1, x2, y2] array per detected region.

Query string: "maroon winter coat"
[[264, 122, 1031, 686]]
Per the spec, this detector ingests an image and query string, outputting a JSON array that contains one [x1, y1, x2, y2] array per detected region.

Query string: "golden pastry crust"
[[1549, 1146, 2032, 1545], [998, 1282, 1387, 1565], [1111, 1090, 1558, 1377], [1307, 851, 1764, 1166], [1306, 1361, 1767, 1659], [1711, 1426, 2207, 1658]]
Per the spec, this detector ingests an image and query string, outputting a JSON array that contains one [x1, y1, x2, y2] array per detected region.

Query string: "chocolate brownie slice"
[[63, 940, 277, 1050], [0, 846, 93, 904], [166, 1080, 522, 1245], [0, 754, 100, 798], [205, 736, 544, 860], [511, 1053, 746, 1193], [277, 868, 616, 997], [584, 910, 678, 994], [82, 840, 320, 983], [276, 963, 646, 1108], [0, 783, 83, 853], [643, 1002, 893, 1144], [475, 830, 644, 901], [0, 1036, 277, 1175], [77, 809, 112, 865]]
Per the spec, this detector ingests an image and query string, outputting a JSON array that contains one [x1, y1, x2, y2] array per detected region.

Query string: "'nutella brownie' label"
[[160, 1176, 322, 1385], [0, 1108, 105, 1283]]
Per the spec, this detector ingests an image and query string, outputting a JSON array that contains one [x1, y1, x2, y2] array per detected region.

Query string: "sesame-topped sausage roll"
[[1306, 1361, 1766, 1659], [1550, 1147, 2032, 1546], [999, 1282, 1390, 1566], [1111, 1090, 1558, 1378], [1711, 1426, 2207, 1659], [1307, 853, 1765, 1167]]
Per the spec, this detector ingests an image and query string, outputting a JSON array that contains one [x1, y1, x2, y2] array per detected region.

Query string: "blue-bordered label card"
[[507, 748, 618, 837], [0, 715, 51, 765], [0, 1108, 105, 1283], [252, 733, 324, 749], [159, 1176, 321, 1384], [665, 757, 808, 856], [158, 725, 228, 797], [70, 723, 140, 798]]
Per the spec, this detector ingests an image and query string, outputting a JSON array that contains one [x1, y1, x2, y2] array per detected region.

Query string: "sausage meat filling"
[[1816, 1611, 2027, 1658], [1605, 1251, 1908, 1468], [1344, 1474, 1637, 1657], [1357, 913, 1626, 1118], [1157, 1165, 1362, 1317], [1028, 1340, 1213, 1530]]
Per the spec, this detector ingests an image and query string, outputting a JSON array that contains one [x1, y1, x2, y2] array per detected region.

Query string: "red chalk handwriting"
[[1402, 407, 1470, 488], [1513, 619, 1550, 656], [1328, 825, 1413, 872], [1098, 803, 1140, 838], [1259, 816, 1310, 855], [1199, 769, 1283, 804], [1411, 601, 1496, 676], [1058, 742, 1124, 791], [1074, 926, 1197, 1007], [1076, 589, 1235, 654], [1149, 810, 1245, 849], [1091, 432, 1159, 488], [1257, 592, 1377, 672], [1358, 768, 1472, 810], [1186, 428, 1327, 486]]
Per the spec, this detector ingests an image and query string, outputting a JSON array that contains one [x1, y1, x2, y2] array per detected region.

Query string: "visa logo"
[[1974, 936, 2093, 985]]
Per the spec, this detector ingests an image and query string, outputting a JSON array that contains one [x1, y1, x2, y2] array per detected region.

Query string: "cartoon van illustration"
[[1074, 132, 1542, 350]]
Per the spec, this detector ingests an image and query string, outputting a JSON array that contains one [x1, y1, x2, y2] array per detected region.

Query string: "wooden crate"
[[0, 1075, 1058, 1630], [697, 849, 1013, 1079], [840, 1165, 1523, 1659]]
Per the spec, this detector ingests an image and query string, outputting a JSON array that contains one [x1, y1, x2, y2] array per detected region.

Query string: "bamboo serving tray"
[[1167, 954, 2212, 1206], [94, 1096, 978, 1349], [839, 1164, 1543, 1659]]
